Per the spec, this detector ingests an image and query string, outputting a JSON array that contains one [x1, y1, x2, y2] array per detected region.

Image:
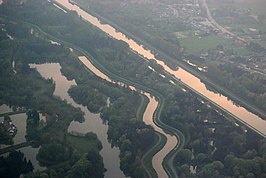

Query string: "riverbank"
[[86, 6, 266, 122], [2, 1, 266, 177], [19, 14, 182, 177], [74, 5, 266, 138], [27, 1, 266, 178], [141, 133, 167, 178]]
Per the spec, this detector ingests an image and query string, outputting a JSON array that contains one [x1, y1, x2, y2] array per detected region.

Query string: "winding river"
[[53, 0, 266, 138], [30, 56, 174, 177], [79, 56, 177, 178], [29, 63, 125, 178]]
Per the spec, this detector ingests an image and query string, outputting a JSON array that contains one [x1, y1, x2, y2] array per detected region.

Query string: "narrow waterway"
[[142, 94, 177, 178], [53, 0, 266, 138], [29, 63, 125, 178], [79, 56, 177, 178]]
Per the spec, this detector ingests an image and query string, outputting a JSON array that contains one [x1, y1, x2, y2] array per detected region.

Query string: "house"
[[1, 118, 17, 136]]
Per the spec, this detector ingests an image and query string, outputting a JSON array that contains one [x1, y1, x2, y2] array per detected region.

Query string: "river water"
[[0, 106, 27, 148], [53, 0, 266, 138], [0, 105, 46, 171], [79, 56, 177, 178], [142, 94, 177, 178], [29, 63, 125, 178]]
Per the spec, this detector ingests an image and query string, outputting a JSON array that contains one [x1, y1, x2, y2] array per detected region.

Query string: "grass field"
[[257, 40, 266, 49], [177, 32, 248, 55], [234, 0, 266, 16], [207, 0, 266, 16], [67, 134, 101, 155], [229, 20, 266, 34], [207, 0, 266, 31]]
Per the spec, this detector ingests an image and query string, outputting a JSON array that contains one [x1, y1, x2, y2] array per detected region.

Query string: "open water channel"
[[45, 0, 266, 177], [4, 0, 262, 177], [53, 0, 266, 137], [30, 49, 177, 177], [29, 62, 125, 178], [78, 56, 177, 178]]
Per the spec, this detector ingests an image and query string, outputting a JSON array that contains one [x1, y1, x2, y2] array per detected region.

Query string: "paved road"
[[202, 0, 246, 43]]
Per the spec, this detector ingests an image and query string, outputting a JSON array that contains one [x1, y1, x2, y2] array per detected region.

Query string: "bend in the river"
[[22, 17, 180, 178], [78, 56, 180, 178], [22, 0, 266, 177]]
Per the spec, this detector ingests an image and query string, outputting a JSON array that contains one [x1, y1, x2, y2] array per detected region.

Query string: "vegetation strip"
[[86, 6, 266, 121], [167, 73, 266, 138], [15, 15, 185, 177], [136, 95, 148, 120], [141, 133, 166, 178], [1, 1, 266, 177], [0, 110, 27, 117], [0, 141, 33, 155], [3, 2, 264, 177]]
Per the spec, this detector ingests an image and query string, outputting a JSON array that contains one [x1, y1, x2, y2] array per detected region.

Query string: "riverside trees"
[[0, 7, 104, 177], [1, 0, 266, 177], [0, 151, 33, 178]]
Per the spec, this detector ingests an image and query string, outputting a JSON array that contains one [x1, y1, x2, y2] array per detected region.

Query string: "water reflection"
[[0, 105, 45, 171], [54, 0, 266, 137], [30, 63, 126, 178], [78, 56, 177, 178]]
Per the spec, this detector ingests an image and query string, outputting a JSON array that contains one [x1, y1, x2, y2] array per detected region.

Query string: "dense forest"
[[0, 151, 33, 178], [0, 0, 265, 178]]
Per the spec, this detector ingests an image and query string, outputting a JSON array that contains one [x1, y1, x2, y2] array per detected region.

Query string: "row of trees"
[[0, 151, 33, 178], [207, 62, 266, 113]]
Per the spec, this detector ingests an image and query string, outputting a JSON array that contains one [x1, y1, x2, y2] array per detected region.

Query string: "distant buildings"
[[0, 116, 17, 136]]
